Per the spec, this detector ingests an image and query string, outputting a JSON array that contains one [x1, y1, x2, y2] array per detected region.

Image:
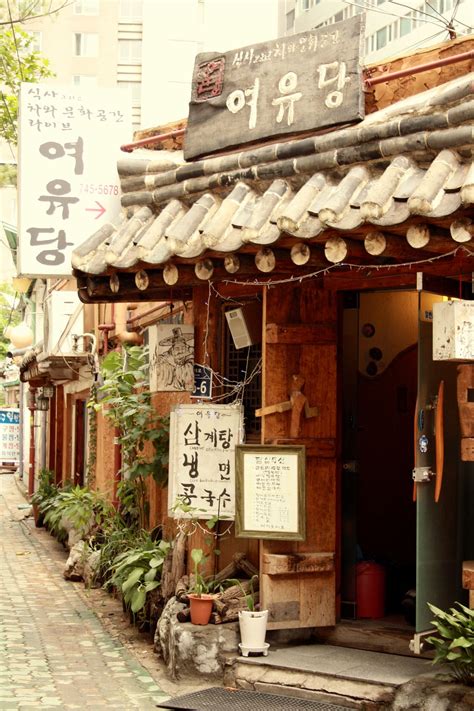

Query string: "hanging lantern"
[[41, 385, 54, 398], [9, 322, 34, 349], [35, 395, 49, 411]]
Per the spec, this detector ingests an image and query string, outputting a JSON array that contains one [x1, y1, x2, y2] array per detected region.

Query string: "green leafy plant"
[[43, 486, 113, 543], [427, 602, 474, 685], [31, 468, 56, 507], [0, 28, 54, 145], [188, 548, 219, 597], [92, 346, 170, 528], [224, 575, 259, 611], [30, 468, 57, 527], [110, 538, 170, 616]]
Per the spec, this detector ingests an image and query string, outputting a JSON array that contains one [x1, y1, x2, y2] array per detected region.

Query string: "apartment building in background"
[[24, 0, 279, 131], [279, 0, 472, 63]]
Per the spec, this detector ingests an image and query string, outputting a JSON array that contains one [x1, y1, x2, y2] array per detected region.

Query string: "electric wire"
[[342, 0, 447, 29]]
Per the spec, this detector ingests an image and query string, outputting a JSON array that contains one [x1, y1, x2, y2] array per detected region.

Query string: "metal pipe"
[[120, 128, 186, 153], [112, 427, 122, 509], [126, 301, 178, 325], [365, 50, 474, 87]]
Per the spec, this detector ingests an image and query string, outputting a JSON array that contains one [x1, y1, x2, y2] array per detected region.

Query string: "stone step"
[[229, 644, 433, 709]]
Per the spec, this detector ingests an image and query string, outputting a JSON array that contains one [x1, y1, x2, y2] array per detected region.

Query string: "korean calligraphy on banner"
[[184, 15, 364, 160], [168, 404, 243, 520], [235, 445, 306, 541], [18, 83, 131, 276], [0, 409, 20, 463]]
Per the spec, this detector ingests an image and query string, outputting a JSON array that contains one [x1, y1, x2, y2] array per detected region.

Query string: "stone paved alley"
[[0, 473, 176, 710]]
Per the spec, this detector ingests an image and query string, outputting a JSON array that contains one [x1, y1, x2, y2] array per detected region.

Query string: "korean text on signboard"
[[18, 83, 131, 277], [168, 404, 243, 520], [0, 409, 20, 463], [184, 16, 364, 160], [235, 445, 306, 541]]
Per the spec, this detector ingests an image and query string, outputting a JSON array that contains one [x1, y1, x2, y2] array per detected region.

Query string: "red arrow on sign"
[[86, 201, 106, 219]]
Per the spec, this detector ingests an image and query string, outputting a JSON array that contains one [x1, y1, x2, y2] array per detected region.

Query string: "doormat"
[[157, 686, 351, 710]]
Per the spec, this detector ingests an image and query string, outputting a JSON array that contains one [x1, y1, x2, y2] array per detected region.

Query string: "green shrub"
[[109, 537, 170, 617], [427, 602, 474, 685], [43, 486, 113, 543]]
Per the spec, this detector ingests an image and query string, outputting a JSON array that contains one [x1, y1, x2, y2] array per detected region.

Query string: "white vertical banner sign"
[[0, 409, 20, 463], [168, 404, 244, 520], [18, 83, 132, 277]]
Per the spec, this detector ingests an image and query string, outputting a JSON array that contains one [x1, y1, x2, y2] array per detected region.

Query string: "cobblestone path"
[[0, 474, 170, 710]]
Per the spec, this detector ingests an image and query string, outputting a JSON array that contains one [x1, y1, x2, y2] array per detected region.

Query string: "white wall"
[[141, 0, 280, 126]]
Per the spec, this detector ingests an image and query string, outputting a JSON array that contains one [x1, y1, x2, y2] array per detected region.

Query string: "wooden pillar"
[[48, 389, 56, 473], [261, 282, 340, 629], [54, 386, 64, 485]]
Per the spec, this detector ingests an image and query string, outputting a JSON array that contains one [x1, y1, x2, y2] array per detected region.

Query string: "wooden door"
[[74, 398, 86, 486], [261, 284, 339, 629]]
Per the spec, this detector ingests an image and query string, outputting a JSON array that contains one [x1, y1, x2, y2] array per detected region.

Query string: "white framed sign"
[[168, 403, 244, 520], [235, 445, 306, 540], [18, 82, 131, 276]]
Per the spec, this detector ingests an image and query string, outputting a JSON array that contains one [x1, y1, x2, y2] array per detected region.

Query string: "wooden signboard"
[[235, 445, 305, 540], [168, 403, 243, 519], [184, 16, 364, 160]]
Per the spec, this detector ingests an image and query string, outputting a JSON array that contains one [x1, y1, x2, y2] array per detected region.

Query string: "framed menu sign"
[[235, 445, 305, 540]]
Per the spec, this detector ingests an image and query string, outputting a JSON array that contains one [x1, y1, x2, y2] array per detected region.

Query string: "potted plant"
[[227, 575, 269, 656], [30, 468, 56, 527], [187, 548, 216, 625]]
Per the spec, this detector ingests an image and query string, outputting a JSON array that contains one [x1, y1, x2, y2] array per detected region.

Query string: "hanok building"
[[72, 24, 474, 653]]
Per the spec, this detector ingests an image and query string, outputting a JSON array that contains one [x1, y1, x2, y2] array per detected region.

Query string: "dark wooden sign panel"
[[184, 16, 365, 160]]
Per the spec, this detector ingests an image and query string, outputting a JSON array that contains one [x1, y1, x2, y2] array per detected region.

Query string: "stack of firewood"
[[175, 552, 259, 625]]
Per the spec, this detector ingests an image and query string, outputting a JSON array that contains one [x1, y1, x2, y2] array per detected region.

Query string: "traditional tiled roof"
[[73, 74, 474, 278]]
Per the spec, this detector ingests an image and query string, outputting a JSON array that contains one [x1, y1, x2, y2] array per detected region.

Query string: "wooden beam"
[[262, 552, 334, 575], [364, 230, 428, 260], [406, 224, 458, 254], [267, 437, 337, 458], [266, 323, 337, 345]]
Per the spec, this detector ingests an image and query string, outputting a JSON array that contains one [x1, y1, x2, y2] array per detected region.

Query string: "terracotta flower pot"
[[188, 593, 214, 625]]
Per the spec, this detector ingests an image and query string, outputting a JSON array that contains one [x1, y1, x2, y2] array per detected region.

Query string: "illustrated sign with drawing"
[[149, 324, 195, 392], [18, 83, 131, 277], [184, 15, 364, 159]]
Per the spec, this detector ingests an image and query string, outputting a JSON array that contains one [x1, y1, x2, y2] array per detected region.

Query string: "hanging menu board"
[[0, 409, 20, 463], [168, 403, 243, 520], [235, 445, 305, 540]]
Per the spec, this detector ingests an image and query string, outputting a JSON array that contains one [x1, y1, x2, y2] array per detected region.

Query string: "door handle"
[[413, 381, 445, 503], [434, 380, 444, 503]]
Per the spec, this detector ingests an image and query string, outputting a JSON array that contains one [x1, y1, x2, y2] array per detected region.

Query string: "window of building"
[[286, 9, 295, 30], [119, 0, 143, 18], [118, 80, 141, 105], [74, 33, 98, 56], [376, 25, 388, 49], [118, 39, 142, 63], [301, 0, 310, 10], [334, 10, 343, 22], [399, 15, 411, 36], [74, 0, 99, 14], [73, 75, 98, 87]]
